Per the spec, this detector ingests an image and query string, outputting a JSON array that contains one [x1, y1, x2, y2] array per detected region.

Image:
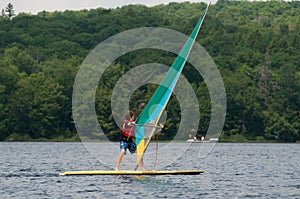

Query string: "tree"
[[258, 50, 273, 109], [7, 73, 66, 139], [1, 9, 5, 19], [5, 3, 15, 19], [3, 47, 39, 74], [263, 111, 297, 142], [0, 1, 299, 142]]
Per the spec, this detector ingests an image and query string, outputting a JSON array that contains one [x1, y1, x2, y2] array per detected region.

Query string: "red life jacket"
[[120, 119, 134, 139]]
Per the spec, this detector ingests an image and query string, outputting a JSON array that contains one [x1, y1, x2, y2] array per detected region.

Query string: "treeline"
[[0, 1, 299, 142]]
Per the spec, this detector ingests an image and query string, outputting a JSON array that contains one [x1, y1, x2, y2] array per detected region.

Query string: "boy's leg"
[[140, 158, 145, 171], [116, 141, 128, 170], [116, 150, 126, 170]]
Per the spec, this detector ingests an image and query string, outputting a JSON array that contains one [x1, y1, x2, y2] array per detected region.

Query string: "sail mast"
[[135, 3, 211, 170]]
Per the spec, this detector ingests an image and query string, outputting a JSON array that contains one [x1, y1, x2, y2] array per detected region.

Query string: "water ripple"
[[1, 142, 299, 198]]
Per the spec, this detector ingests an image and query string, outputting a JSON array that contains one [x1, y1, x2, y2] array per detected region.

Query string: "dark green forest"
[[0, 1, 299, 142]]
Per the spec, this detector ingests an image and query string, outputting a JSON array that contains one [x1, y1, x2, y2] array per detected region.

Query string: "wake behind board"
[[59, 170, 203, 176]]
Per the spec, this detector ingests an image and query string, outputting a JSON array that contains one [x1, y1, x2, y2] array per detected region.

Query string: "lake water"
[[1, 142, 299, 198]]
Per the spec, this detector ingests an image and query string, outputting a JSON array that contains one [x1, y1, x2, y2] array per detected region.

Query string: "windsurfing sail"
[[134, 3, 211, 170]]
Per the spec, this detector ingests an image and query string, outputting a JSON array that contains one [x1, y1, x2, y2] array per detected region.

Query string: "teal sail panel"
[[135, 3, 210, 169]]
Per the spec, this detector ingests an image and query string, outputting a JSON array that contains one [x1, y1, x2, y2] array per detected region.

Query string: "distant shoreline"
[[1, 138, 299, 144]]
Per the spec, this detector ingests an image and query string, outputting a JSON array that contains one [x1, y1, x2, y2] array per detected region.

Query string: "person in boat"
[[115, 110, 145, 171]]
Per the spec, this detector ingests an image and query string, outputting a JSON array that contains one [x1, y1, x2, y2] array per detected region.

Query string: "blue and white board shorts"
[[120, 141, 136, 154]]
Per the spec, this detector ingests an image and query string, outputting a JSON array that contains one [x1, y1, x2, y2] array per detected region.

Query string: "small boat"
[[186, 137, 218, 143], [208, 138, 219, 142], [186, 139, 204, 143], [186, 134, 205, 143]]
